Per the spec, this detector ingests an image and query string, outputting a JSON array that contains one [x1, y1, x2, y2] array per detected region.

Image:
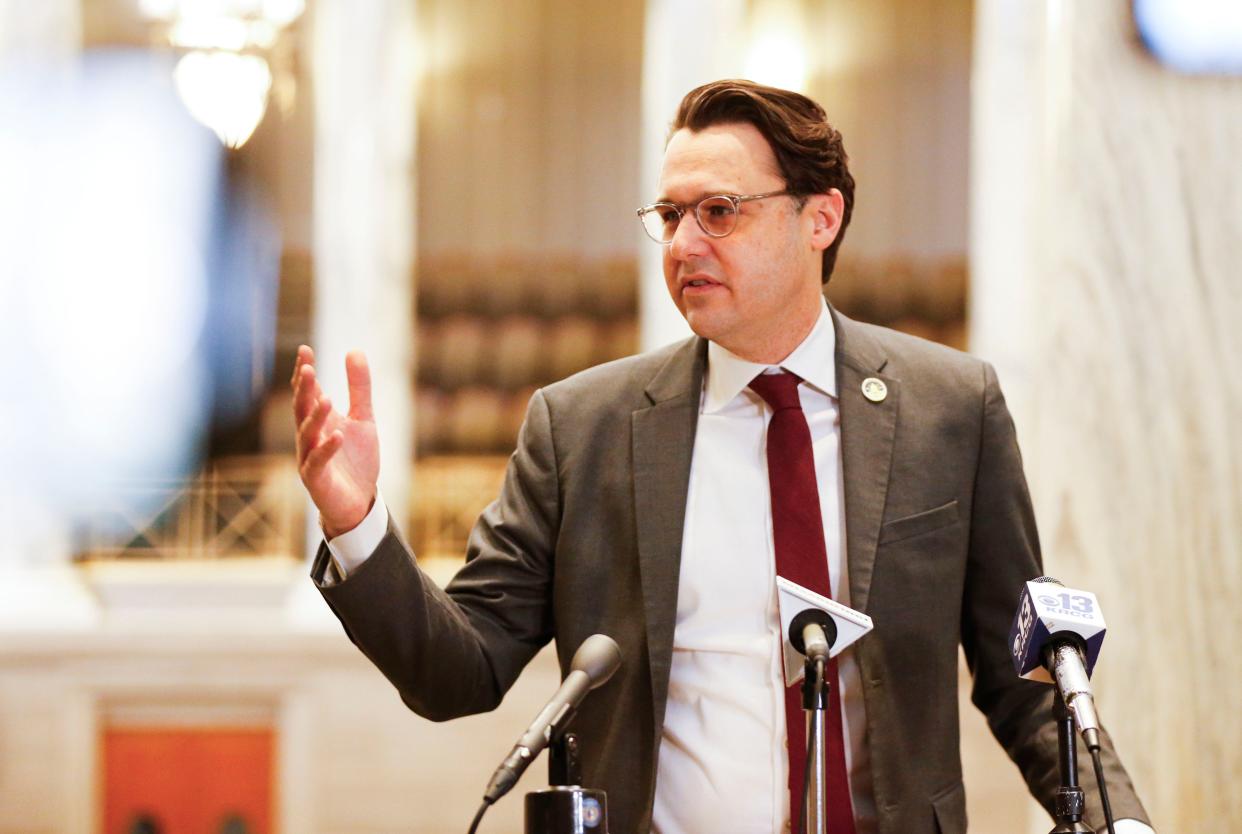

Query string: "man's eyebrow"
[[651, 190, 721, 205]]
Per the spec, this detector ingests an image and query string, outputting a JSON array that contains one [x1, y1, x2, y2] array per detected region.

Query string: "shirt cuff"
[[324, 493, 389, 579], [1114, 820, 1154, 834]]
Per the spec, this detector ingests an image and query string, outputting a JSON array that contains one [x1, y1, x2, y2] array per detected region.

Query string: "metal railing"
[[76, 454, 510, 564], [409, 455, 508, 561], [78, 456, 306, 562]]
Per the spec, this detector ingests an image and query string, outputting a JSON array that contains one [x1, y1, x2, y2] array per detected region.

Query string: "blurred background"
[[0, 0, 1238, 832]]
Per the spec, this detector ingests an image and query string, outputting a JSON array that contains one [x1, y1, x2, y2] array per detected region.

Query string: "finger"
[[294, 364, 328, 427], [292, 364, 320, 425], [291, 344, 314, 387], [301, 430, 343, 482], [345, 350, 374, 422], [297, 395, 334, 464]]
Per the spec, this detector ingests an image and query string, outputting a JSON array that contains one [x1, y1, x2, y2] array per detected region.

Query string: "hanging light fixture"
[[139, 0, 305, 148], [171, 50, 272, 148]]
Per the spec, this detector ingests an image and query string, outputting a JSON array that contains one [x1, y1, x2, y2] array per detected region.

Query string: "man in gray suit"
[[293, 80, 1153, 833]]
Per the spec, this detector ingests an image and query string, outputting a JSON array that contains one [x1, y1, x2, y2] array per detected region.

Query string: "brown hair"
[[672, 79, 854, 284]]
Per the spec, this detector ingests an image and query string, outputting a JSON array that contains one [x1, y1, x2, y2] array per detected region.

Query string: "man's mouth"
[[682, 274, 720, 291]]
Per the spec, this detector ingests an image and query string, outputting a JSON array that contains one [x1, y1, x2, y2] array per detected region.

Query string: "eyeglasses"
[[636, 190, 795, 244]]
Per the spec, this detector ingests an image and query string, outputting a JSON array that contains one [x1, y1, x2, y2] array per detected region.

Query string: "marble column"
[[0, 0, 102, 629], [639, 0, 748, 350], [0, 0, 78, 59], [971, 2, 1242, 830], [640, 0, 822, 350], [308, 0, 417, 534]]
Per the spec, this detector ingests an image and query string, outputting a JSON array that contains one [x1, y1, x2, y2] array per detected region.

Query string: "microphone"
[[775, 576, 873, 685], [1009, 576, 1107, 750], [788, 608, 838, 663], [482, 634, 621, 804]]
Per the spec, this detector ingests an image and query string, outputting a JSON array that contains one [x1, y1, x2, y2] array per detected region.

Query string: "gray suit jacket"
[[313, 308, 1150, 833]]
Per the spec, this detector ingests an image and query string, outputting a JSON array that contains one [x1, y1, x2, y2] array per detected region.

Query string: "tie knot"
[[748, 371, 803, 411]]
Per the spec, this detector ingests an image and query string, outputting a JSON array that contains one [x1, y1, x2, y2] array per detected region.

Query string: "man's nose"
[[667, 212, 708, 261]]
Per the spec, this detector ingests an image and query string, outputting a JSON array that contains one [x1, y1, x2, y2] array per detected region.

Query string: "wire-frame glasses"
[[636, 190, 794, 243]]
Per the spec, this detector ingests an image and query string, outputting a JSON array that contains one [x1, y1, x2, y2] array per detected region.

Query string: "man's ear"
[[804, 189, 845, 251]]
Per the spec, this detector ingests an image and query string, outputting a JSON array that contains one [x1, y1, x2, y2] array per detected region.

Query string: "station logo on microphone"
[[1009, 580, 1107, 683]]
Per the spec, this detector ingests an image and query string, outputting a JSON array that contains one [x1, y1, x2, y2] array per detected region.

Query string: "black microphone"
[[482, 634, 621, 804], [788, 608, 838, 663], [1009, 576, 1106, 750]]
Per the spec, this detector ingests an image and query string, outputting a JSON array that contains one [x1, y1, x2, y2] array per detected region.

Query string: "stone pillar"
[[638, 0, 750, 350], [309, 0, 417, 533], [638, 0, 832, 350], [971, 1, 1242, 830], [0, 0, 103, 630], [0, 0, 79, 59]]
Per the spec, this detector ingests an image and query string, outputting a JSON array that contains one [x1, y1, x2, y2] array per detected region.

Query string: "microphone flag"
[[775, 576, 873, 685]]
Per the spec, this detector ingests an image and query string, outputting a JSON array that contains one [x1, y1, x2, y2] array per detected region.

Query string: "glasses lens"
[[696, 196, 738, 237], [640, 205, 680, 243]]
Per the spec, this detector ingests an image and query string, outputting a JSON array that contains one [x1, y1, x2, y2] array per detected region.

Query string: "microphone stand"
[[524, 732, 609, 833], [1048, 690, 1094, 834], [802, 657, 828, 834]]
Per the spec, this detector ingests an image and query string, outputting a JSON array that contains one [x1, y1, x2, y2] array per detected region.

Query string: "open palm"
[[292, 346, 380, 538]]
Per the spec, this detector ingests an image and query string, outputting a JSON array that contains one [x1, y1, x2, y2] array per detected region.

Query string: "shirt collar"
[[703, 297, 838, 414]]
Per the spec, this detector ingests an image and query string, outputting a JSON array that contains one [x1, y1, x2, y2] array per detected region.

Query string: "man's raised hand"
[[291, 345, 380, 539]]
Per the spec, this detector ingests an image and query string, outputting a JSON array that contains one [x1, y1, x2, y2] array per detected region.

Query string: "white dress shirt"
[[649, 298, 875, 834], [325, 298, 1153, 834]]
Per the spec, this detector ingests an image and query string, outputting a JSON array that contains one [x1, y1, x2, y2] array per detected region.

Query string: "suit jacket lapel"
[[632, 337, 706, 734], [832, 308, 899, 615]]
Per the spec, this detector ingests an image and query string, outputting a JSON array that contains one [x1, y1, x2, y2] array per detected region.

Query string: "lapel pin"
[[861, 377, 887, 403]]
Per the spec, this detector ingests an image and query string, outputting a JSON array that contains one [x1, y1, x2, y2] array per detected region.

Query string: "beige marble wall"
[[971, 2, 1242, 831], [415, 0, 644, 262]]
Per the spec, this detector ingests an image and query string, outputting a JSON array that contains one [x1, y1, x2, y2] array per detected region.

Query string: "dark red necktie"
[[749, 371, 857, 834]]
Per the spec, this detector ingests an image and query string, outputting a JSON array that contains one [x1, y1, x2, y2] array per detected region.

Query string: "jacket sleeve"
[[310, 388, 560, 721], [963, 362, 1151, 829]]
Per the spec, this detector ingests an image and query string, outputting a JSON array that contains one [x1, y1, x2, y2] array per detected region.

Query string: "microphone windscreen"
[[570, 634, 621, 687], [789, 608, 838, 655]]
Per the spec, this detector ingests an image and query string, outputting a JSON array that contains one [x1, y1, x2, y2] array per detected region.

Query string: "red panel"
[[102, 727, 273, 834]]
